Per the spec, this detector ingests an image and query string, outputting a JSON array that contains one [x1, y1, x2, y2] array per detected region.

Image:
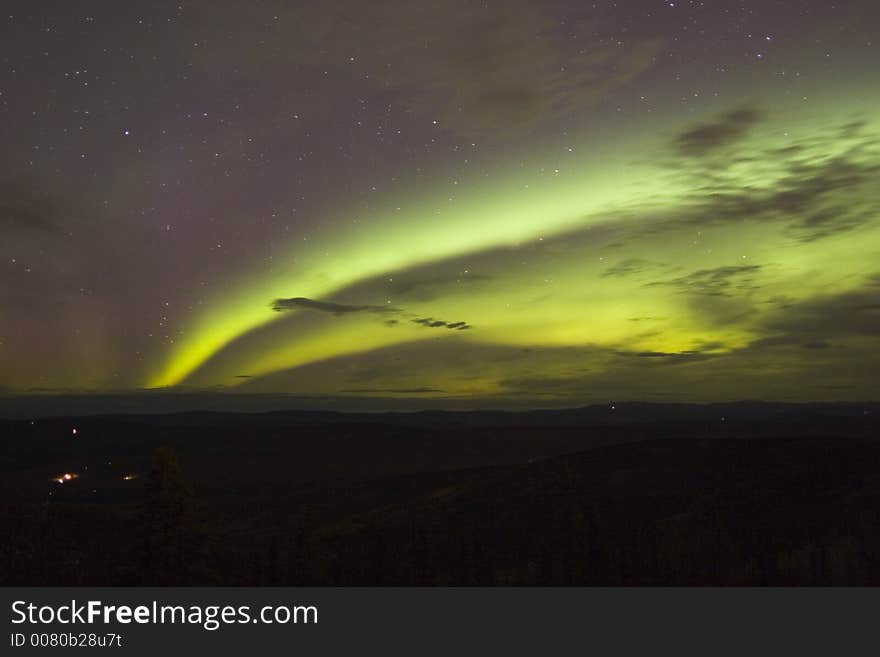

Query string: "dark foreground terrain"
[[2, 402, 879, 585]]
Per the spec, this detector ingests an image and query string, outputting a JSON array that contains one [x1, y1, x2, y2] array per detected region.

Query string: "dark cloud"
[[389, 273, 492, 303], [839, 120, 869, 140], [497, 375, 592, 395], [740, 278, 880, 358], [271, 293, 474, 332], [0, 180, 76, 238], [761, 153, 879, 242], [787, 205, 871, 243], [617, 349, 719, 365], [0, 200, 55, 234], [761, 282, 880, 341], [746, 335, 802, 349], [673, 108, 763, 157], [414, 319, 448, 327], [694, 340, 726, 351], [307, 1, 665, 136], [0, 177, 69, 234], [622, 122, 880, 247], [802, 340, 832, 350], [271, 297, 395, 315], [340, 387, 444, 394], [601, 258, 652, 278], [647, 265, 762, 297], [669, 124, 880, 242], [764, 295, 797, 310], [412, 317, 472, 330]]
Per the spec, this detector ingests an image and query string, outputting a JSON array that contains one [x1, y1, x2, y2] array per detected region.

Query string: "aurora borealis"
[[2, 1, 879, 406]]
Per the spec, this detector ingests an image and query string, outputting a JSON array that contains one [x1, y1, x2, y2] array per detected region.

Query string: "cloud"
[[673, 108, 763, 157], [786, 204, 872, 243], [388, 273, 492, 303], [0, 179, 74, 238], [647, 265, 762, 297], [759, 278, 880, 342], [412, 317, 472, 330], [736, 277, 880, 359], [601, 258, 652, 278], [0, 200, 55, 234], [497, 374, 593, 395], [615, 349, 720, 365], [270, 297, 473, 331], [802, 340, 831, 349], [308, 0, 665, 136], [621, 116, 880, 249], [340, 387, 444, 394], [663, 119, 880, 242], [271, 296, 395, 315]]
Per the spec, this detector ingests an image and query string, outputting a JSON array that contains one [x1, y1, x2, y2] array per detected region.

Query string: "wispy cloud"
[[271, 296, 395, 315], [647, 265, 762, 297], [673, 108, 763, 157], [412, 318, 472, 330], [271, 296, 474, 330]]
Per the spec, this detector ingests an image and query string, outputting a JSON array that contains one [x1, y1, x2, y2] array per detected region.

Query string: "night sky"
[[2, 1, 879, 406]]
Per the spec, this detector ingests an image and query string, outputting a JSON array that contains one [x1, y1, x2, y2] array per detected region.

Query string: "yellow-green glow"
[[149, 94, 880, 401], [150, 137, 675, 387]]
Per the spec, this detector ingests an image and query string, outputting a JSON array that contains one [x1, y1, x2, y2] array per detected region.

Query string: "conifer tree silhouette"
[[139, 447, 200, 584]]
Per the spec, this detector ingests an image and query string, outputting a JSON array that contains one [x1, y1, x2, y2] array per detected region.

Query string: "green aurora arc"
[[150, 93, 880, 402]]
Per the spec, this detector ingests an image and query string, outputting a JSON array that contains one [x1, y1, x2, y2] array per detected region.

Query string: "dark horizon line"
[[0, 392, 877, 422]]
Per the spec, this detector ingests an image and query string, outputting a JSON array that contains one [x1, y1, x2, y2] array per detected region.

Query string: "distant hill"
[[1, 391, 878, 422]]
